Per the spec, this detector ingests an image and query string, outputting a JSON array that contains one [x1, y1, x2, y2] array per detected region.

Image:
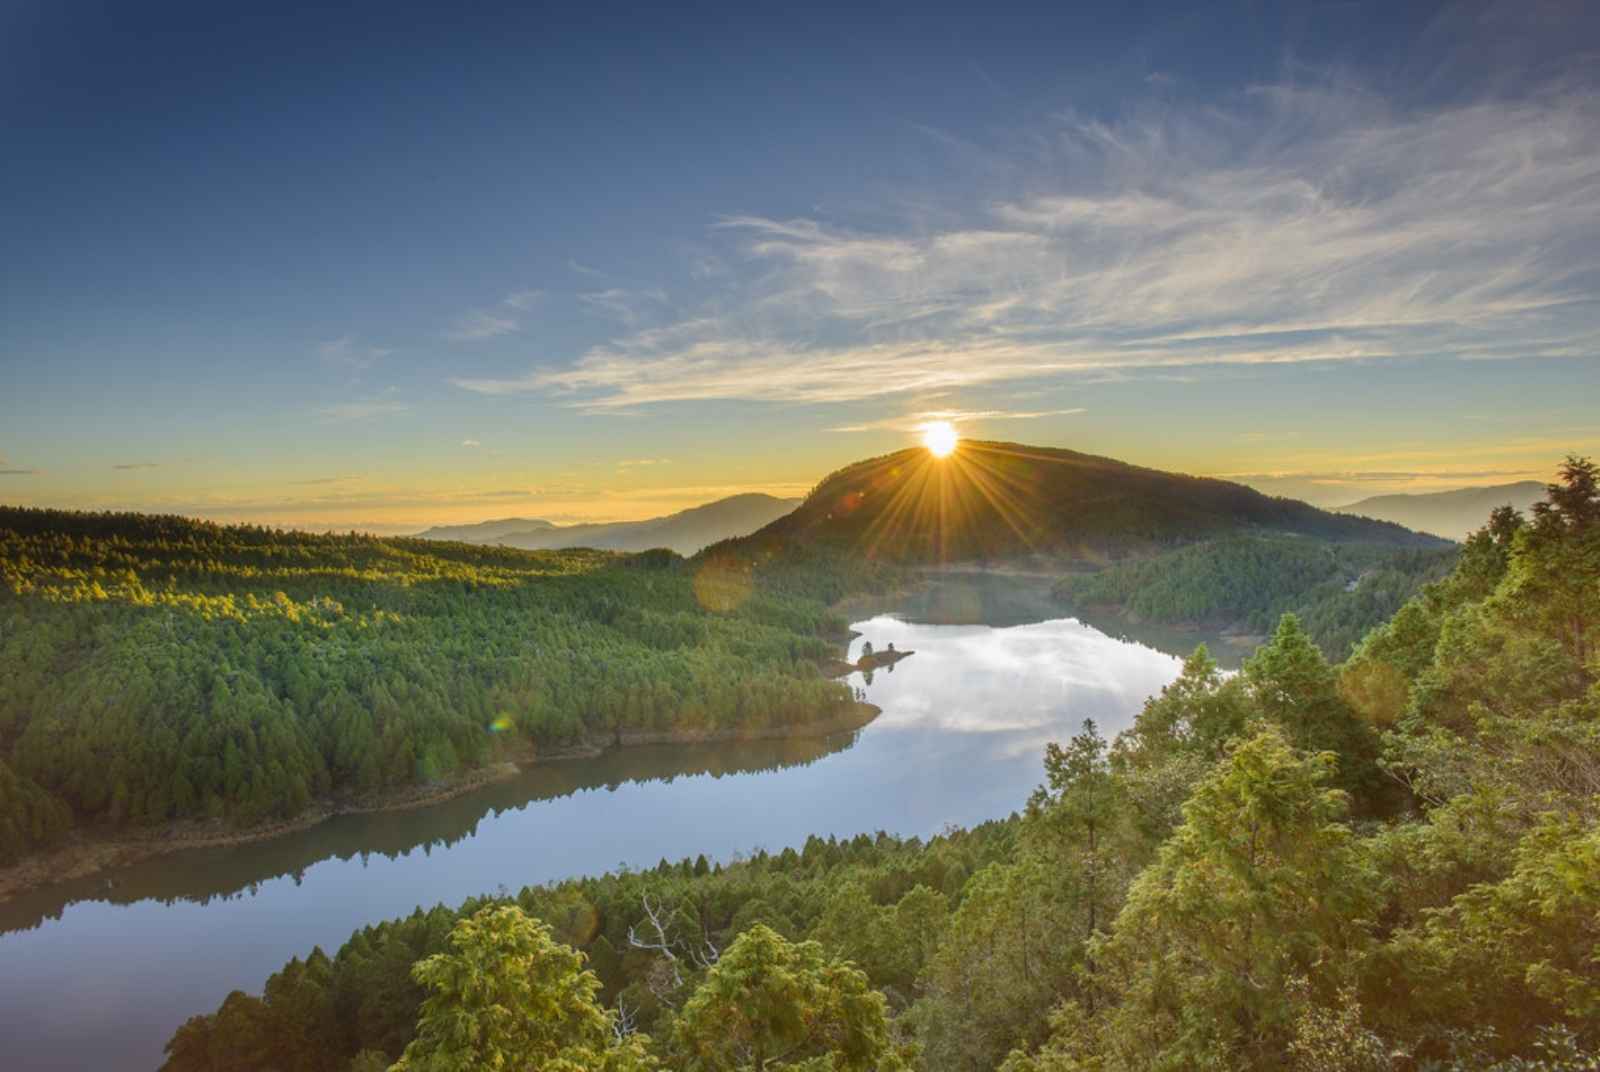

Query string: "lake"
[[0, 585, 1224, 1070]]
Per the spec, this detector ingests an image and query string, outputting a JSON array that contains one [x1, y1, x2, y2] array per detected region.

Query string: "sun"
[[922, 420, 959, 457]]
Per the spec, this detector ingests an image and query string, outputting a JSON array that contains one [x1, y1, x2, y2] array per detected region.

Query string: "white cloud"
[[445, 311, 519, 341], [579, 287, 668, 327], [318, 388, 410, 422], [453, 80, 1600, 411], [503, 289, 544, 310], [318, 335, 391, 375], [461, 439, 481, 448]]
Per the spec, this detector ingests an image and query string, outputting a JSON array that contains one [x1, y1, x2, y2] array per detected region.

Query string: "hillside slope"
[[1337, 480, 1544, 540], [0, 506, 854, 870], [732, 441, 1442, 564]]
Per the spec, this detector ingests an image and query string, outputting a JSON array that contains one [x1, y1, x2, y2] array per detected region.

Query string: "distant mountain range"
[[414, 493, 800, 555], [725, 441, 1444, 563], [1336, 481, 1545, 541], [411, 517, 559, 543]]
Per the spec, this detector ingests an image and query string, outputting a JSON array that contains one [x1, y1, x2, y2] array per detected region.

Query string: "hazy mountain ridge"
[[731, 441, 1445, 564], [412, 517, 559, 542], [1336, 480, 1546, 540], [417, 493, 800, 556]]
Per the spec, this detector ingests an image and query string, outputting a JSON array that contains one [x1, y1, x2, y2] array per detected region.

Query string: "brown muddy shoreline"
[[0, 700, 880, 906]]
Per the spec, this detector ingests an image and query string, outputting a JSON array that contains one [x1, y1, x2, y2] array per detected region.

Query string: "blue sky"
[[2, 0, 1597, 531]]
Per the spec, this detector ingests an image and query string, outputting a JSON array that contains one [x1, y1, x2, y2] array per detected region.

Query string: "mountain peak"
[[739, 440, 1439, 562]]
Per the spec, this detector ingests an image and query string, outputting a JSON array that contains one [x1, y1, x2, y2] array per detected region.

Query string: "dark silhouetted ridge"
[[730, 441, 1442, 563]]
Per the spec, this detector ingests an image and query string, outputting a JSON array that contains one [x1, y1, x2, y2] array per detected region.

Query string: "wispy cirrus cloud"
[[318, 388, 410, 422], [579, 287, 668, 327], [454, 78, 1600, 412], [0, 468, 38, 476], [830, 408, 1087, 433], [445, 310, 519, 342], [318, 335, 391, 376], [503, 289, 544, 310], [289, 475, 360, 486], [112, 462, 159, 470]]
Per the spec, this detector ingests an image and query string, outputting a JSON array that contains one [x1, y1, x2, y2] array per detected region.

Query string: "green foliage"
[[0, 507, 860, 847], [1284, 979, 1391, 1072], [915, 857, 1080, 1070], [161, 948, 353, 1072], [1057, 534, 1456, 658], [1097, 726, 1379, 1070], [163, 826, 1010, 1072], [1243, 614, 1384, 802], [677, 924, 900, 1071], [392, 905, 654, 1072], [1109, 644, 1256, 842], [810, 881, 949, 997], [0, 756, 73, 864]]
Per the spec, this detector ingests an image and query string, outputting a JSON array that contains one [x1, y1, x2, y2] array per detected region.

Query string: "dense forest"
[[1055, 535, 1459, 658], [164, 457, 1600, 1070], [0, 509, 881, 866]]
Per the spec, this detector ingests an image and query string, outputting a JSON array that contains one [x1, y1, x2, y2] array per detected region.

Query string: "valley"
[[0, 577, 1205, 1070], [1, 448, 1594, 1072], [10, 8, 1599, 1068]]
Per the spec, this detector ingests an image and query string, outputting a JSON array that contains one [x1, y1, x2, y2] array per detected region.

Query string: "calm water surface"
[[0, 587, 1224, 1070]]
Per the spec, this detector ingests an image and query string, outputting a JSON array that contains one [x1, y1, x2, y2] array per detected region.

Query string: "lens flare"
[[693, 556, 753, 612], [922, 421, 958, 457]]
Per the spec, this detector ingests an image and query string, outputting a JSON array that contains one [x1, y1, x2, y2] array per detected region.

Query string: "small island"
[[824, 639, 915, 678]]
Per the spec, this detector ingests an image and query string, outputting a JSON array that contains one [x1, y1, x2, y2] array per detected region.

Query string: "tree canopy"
[[392, 904, 654, 1072], [0, 508, 870, 863]]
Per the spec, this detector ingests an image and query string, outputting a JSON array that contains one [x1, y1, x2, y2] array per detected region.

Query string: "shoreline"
[[0, 700, 880, 906], [1070, 598, 1266, 641], [2, 588, 900, 906]]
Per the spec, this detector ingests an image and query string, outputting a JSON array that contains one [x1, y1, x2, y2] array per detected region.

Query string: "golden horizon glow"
[[923, 421, 959, 457]]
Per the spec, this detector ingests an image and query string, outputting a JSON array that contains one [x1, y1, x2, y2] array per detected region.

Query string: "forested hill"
[[725, 441, 1442, 564], [1057, 535, 1460, 659], [0, 507, 862, 868]]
